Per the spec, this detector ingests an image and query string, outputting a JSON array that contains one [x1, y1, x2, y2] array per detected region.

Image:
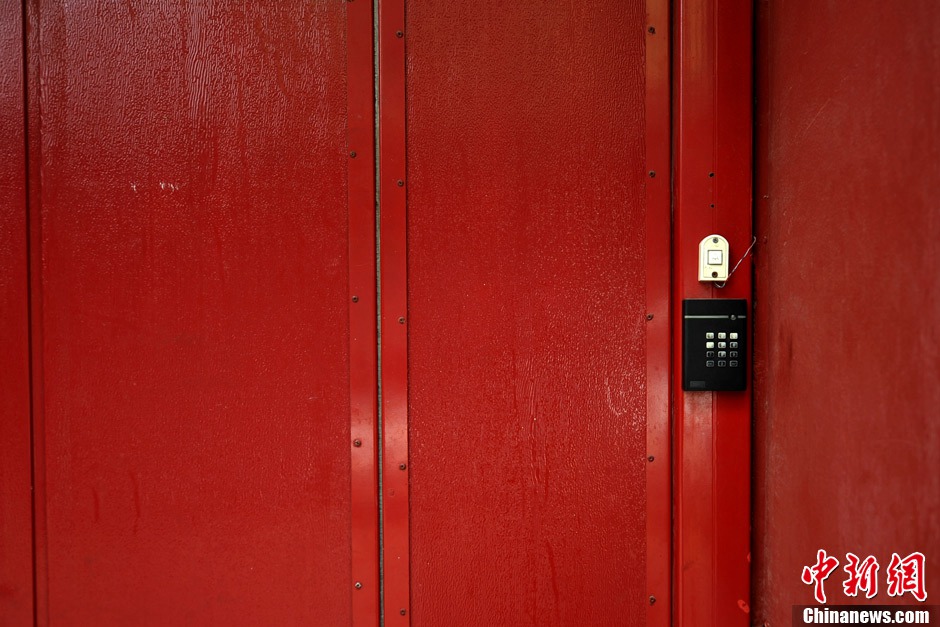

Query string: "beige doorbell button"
[[699, 234, 729, 282]]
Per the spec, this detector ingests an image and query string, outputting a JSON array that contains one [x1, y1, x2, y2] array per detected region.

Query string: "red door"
[[2, 1, 753, 626], [16, 2, 360, 623], [378, 1, 671, 625]]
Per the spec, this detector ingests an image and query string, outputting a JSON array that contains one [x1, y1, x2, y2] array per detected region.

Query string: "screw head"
[[648, 455, 655, 462], [350, 151, 357, 158], [352, 295, 359, 302], [355, 582, 362, 589], [648, 26, 656, 34], [649, 595, 656, 605], [396, 30, 403, 38], [400, 609, 407, 616], [646, 313, 654, 321], [648, 170, 656, 178], [397, 179, 404, 187], [399, 463, 407, 470], [398, 316, 405, 324], [353, 439, 362, 447], [712, 271, 718, 278], [708, 172, 715, 177]]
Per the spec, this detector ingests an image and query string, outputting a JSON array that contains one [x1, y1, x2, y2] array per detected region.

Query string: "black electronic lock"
[[682, 299, 748, 391]]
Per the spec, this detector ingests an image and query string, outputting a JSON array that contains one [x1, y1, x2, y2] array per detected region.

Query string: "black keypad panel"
[[682, 299, 748, 391]]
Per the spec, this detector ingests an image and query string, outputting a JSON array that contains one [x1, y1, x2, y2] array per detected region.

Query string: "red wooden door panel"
[[26, 2, 355, 624], [389, 1, 672, 625]]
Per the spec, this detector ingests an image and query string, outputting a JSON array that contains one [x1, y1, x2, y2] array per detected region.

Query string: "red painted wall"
[[24, 2, 353, 624], [753, 0, 940, 622]]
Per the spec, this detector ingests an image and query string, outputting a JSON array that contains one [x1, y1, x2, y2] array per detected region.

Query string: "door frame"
[[673, 1, 754, 626]]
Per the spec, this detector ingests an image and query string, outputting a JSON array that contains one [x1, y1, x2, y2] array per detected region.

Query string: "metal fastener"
[[708, 172, 715, 177], [352, 295, 359, 303], [400, 609, 407, 616], [648, 455, 655, 462], [397, 179, 404, 187], [648, 26, 656, 34], [355, 582, 362, 589], [649, 595, 656, 605], [399, 463, 407, 470], [398, 316, 405, 324], [396, 31, 403, 38], [646, 313, 654, 321], [350, 151, 357, 158], [648, 170, 656, 178], [353, 439, 362, 447]]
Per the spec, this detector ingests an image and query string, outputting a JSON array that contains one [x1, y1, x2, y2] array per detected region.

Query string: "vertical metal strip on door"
[[348, 0, 381, 624], [644, 1, 673, 625], [377, 0, 411, 623]]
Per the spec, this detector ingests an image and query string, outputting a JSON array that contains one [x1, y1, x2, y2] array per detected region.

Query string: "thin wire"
[[715, 235, 757, 288]]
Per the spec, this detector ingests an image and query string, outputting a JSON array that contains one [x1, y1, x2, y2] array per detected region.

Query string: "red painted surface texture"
[[404, 2, 662, 624], [673, 1, 753, 625], [753, 0, 940, 622], [0, 3, 33, 623], [27, 2, 353, 624]]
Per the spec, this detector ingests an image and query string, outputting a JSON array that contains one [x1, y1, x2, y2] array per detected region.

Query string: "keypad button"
[[706, 351, 715, 358], [718, 351, 727, 358], [705, 332, 715, 339], [730, 342, 738, 349], [706, 341, 715, 349], [706, 360, 715, 367], [730, 351, 738, 358], [718, 332, 727, 339], [729, 360, 738, 367], [729, 332, 739, 340], [717, 342, 726, 349], [718, 360, 727, 367]]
